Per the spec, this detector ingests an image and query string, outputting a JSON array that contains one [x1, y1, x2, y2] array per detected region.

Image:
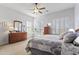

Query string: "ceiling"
[[0, 3, 75, 17]]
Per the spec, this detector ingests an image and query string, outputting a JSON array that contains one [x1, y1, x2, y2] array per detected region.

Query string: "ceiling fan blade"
[[39, 7, 45, 10], [39, 11, 42, 14]]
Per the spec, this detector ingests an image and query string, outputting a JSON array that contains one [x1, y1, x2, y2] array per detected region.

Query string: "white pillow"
[[73, 36, 79, 46], [68, 29, 75, 32]]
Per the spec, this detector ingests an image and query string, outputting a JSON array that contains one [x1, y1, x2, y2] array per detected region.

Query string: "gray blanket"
[[61, 43, 79, 55], [26, 37, 62, 55]]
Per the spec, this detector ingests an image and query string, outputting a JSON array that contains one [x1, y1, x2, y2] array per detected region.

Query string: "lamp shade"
[[47, 23, 51, 26], [9, 27, 14, 31]]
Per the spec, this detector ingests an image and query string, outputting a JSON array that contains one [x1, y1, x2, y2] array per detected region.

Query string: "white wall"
[[75, 4, 79, 29], [34, 8, 74, 35], [0, 5, 33, 45]]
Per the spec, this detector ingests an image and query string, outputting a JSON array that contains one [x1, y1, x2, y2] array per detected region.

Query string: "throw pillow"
[[73, 36, 79, 46], [63, 32, 77, 43]]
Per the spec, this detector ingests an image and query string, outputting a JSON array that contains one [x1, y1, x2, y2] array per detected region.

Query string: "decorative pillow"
[[73, 36, 79, 46], [76, 32, 79, 36], [63, 32, 77, 43], [60, 32, 71, 40]]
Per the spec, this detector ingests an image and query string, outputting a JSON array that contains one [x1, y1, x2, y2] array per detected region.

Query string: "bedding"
[[73, 36, 79, 46], [61, 43, 79, 55], [63, 32, 77, 43], [26, 35, 62, 55]]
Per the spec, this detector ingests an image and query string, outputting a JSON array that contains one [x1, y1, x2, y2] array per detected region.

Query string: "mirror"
[[13, 20, 22, 32]]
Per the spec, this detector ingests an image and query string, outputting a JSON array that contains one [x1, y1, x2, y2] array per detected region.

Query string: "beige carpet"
[[0, 40, 31, 55]]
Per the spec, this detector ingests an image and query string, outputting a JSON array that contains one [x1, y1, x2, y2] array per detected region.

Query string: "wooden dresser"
[[44, 26, 51, 34], [9, 32, 27, 44]]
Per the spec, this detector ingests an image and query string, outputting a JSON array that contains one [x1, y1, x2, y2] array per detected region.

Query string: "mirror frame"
[[13, 20, 22, 32]]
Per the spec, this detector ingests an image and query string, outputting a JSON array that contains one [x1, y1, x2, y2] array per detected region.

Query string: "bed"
[[26, 35, 62, 55]]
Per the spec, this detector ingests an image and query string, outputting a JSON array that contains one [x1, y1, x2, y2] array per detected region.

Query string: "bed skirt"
[[30, 48, 53, 55]]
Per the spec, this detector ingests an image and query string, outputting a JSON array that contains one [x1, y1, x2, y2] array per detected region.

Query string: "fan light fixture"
[[34, 7, 39, 13], [32, 3, 47, 14]]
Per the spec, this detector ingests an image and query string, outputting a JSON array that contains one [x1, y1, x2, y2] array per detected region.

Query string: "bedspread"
[[26, 35, 62, 55]]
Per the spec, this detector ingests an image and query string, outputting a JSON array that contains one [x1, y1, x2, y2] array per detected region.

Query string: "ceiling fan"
[[28, 3, 48, 14]]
